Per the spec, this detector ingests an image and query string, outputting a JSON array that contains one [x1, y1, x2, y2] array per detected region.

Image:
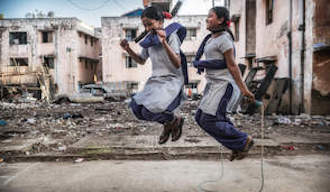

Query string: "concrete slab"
[[0, 155, 329, 192]]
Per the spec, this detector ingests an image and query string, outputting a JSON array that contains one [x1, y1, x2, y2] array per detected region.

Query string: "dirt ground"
[[1, 100, 330, 155]]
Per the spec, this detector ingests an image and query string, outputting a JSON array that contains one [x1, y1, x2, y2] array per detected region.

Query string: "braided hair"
[[210, 6, 235, 41]]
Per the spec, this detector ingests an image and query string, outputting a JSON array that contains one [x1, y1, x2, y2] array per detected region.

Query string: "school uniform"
[[130, 30, 185, 124], [195, 32, 248, 151]]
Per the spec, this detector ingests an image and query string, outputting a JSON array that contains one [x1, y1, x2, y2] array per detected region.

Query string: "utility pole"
[[212, 0, 215, 7]]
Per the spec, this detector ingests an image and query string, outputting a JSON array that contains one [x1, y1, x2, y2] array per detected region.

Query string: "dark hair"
[[210, 6, 235, 41], [141, 6, 164, 22]]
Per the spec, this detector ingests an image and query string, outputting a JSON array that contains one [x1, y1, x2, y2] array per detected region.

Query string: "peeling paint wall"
[[230, 0, 325, 114], [0, 18, 101, 95], [254, 0, 306, 114], [311, 0, 330, 114]]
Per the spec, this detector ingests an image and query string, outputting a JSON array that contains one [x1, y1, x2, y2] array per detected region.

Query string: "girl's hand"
[[156, 29, 166, 44], [242, 89, 255, 103], [120, 39, 129, 51]]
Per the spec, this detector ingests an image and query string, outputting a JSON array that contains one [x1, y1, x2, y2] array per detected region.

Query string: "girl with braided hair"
[[120, 6, 187, 145]]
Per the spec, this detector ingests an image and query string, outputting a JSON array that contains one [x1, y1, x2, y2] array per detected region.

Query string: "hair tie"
[[163, 11, 172, 19], [226, 20, 231, 27]]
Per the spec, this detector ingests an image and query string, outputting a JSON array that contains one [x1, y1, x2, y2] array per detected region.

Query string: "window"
[[91, 38, 94, 46], [186, 28, 197, 40], [185, 55, 195, 66], [125, 56, 137, 68], [43, 57, 54, 69], [125, 29, 137, 41], [266, 0, 274, 25], [9, 32, 27, 45], [42, 31, 53, 43], [185, 82, 198, 89], [85, 34, 88, 44], [10, 58, 28, 66]]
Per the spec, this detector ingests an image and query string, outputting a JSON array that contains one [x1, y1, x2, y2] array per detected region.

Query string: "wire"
[[112, 0, 126, 10], [67, 0, 112, 11]]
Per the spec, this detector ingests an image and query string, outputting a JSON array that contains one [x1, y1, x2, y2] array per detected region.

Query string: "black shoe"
[[171, 116, 184, 142]]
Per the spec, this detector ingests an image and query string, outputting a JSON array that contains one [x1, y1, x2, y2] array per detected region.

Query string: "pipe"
[[299, 0, 306, 113], [288, 0, 293, 114]]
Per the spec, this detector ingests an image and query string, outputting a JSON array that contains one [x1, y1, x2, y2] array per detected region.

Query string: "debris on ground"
[[75, 158, 84, 163], [0, 100, 329, 156], [281, 145, 295, 151]]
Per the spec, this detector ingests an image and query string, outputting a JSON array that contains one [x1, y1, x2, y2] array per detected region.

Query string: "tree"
[[25, 10, 55, 18], [0, 13, 4, 19]]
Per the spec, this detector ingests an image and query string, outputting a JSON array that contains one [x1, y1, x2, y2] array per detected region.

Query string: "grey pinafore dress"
[[198, 32, 241, 116], [133, 31, 184, 113]]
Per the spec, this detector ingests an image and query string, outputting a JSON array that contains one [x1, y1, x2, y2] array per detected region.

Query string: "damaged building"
[[229, 0, 330, 115], [0, 18, 102, 99]]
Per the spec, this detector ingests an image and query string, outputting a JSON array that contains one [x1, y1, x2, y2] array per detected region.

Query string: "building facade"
[[0, 18, 101, 96], [230, 0, 330, 114]]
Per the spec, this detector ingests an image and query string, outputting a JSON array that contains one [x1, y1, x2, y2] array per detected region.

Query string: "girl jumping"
[[120, 6, 186, 145], [194, 7, 255, 160]]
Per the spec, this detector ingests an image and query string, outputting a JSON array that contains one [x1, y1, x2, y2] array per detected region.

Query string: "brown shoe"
[[171, 116, 184, 142], [158, 121, 173, 145], [235, 136, 254, 160]]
